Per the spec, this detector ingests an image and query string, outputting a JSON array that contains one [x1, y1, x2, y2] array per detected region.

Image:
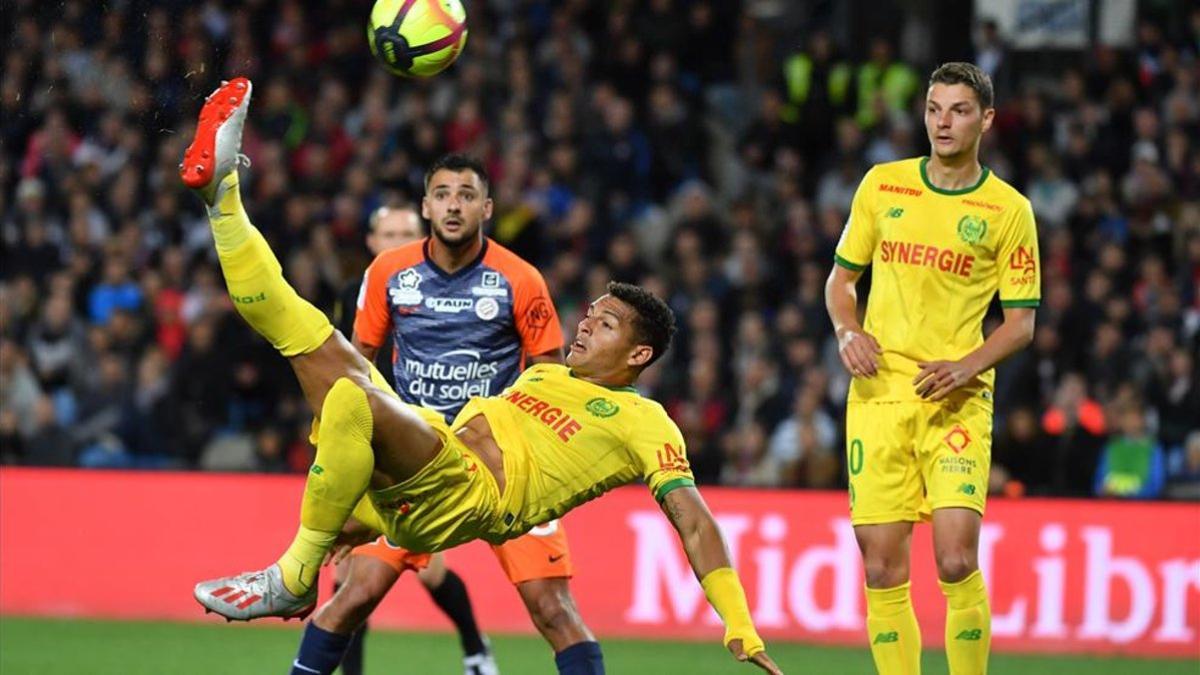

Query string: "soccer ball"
[[368, 0, 468, 78]]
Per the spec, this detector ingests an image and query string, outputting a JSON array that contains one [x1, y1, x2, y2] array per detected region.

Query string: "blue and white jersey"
[[356, 238, 562, 421]]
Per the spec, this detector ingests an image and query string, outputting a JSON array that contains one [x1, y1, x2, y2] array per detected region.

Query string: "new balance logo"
[[886, 207, 904, 218], [873, 631, 899, 644], [231, 292, 267, 304], [955, 629, 983, 641]]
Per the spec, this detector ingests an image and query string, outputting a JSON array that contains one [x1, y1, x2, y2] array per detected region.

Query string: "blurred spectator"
[[767, 385, 838, 488], [719, 421, 780, 488], [0, 409, 22, 464], [75, 352, 133, 468], [1165, 431, 1200, 500], [779, 31, 851, 163], [666, 360, 731, 485], [973, 20, 1011, 98], [1093, 402, 1166, 499], [253, 426, 292, 473], [23, 395, 74, 466], [0, 339, 43, 440], [1042, 374, 1108, 495], [853, 37, 919, 130], [992, 407, 1054, 496], [1151, 348, 1198, 448], [88, 258, 143, 325], [26, 293, 88, 397]]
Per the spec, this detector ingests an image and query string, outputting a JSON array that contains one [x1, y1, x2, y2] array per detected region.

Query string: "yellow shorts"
[[846, 399, 991, 526], [366, 403, 501, 554]]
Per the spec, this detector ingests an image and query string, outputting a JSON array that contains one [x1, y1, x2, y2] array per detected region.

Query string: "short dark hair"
[[424, 153, 490, 193], [606, 281, 676, 368], [929, 62, 994, 109]]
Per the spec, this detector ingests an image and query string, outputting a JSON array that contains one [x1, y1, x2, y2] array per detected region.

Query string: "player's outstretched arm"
[[660, 487, 784, 674]]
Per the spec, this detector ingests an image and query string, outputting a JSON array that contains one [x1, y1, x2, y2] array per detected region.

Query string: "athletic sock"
[[206, 172, 252, 251], [340, 625, 366, 675], [205, 171, 332, 357], [278, 378, 375, 595], [291, 622, 350, 675], [865, 582, 922, 675], [940, 570, 991, 675], [428, 569, 487, 656], [317, 580, 368, 675], [554, 641, 605, 675]]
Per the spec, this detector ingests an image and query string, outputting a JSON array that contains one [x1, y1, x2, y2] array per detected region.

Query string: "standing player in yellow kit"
[[825, 63, 1038, 674]]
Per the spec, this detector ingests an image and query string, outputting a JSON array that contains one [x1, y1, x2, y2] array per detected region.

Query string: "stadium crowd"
[[1, 0, 1197, 501]]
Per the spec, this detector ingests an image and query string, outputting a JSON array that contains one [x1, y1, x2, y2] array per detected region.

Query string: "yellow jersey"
[[834, 157, 1040, 403], [454, 363, 694, 538]]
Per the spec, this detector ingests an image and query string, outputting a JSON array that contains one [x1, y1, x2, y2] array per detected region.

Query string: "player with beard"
[[325, 199, 508, 675], [298, 154, 601, 675]]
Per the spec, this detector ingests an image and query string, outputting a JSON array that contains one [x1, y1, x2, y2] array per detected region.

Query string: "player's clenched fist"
[[836, 327, 882, 378], [727, 638, 783, 673]]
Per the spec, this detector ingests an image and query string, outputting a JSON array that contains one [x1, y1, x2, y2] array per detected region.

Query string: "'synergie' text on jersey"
[[835, 157, 1040, 402], [455, 363, 694, 540]]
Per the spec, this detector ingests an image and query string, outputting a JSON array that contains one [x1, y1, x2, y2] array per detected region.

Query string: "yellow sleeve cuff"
[[700, 567, 765, 657]]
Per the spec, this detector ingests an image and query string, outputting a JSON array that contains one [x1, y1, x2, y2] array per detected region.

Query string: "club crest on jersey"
[[389, 268, 423, 306], [475, 297, 499, 320], [472, 271, 508, 297], [957, 215, 988, 245], [585, 397, 620, 418]]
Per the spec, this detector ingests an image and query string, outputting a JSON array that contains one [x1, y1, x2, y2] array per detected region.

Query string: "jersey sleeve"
[[996, 199, 1041, 308], [628, 405, 695, 502], [833, 168, 879, 271], [353, 258, 393, 348], [511, 265, 564, 356]]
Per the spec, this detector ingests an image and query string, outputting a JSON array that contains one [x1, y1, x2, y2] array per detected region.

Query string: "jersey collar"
[[919, 157, 990, 195], [423, 236, 489, 279], [567, 369, 639, 393]]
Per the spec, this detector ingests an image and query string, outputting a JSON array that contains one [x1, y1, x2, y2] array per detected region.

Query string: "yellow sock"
[[940, 571, 990, 675], [206, 173, 332, 357], [866, 582, 922, 675], [277, 378, 375, 595], [207, 172, 253, 252]]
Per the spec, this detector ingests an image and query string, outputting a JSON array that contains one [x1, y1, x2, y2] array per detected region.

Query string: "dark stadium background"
[[3, 0, 1196, 497], [0, 0, 1197, 673]]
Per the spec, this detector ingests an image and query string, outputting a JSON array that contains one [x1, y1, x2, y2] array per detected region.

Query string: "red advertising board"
[[1, 468, 1197, 657]]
